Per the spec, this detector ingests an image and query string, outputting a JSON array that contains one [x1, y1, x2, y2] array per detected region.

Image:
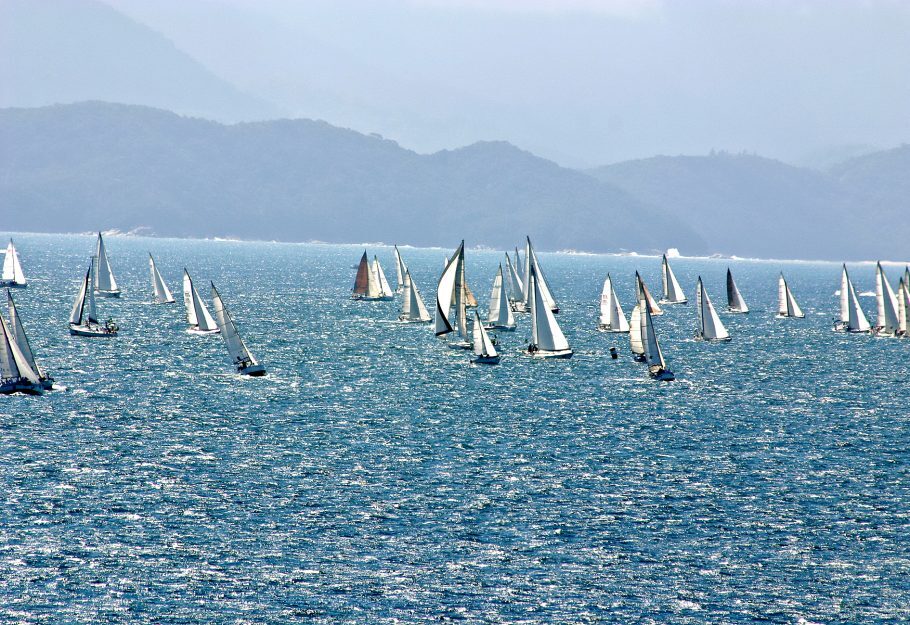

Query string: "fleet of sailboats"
[[210, 283, 266, 376], [777, 273, 805, 318], [183, 269, 220, 334], [695, 277, 730, 341], [149, 253, 175, 304], [486, 265, 516, 331], [660, 254, 687, 304], [69, 261, 119, 336], [2, 239, 27, 288], [598, 273, 629, 333], [726, 268, 749, 313], [94, 232, 121, 298], [352, 251, 392, 301], [834, 265, 871, 333]]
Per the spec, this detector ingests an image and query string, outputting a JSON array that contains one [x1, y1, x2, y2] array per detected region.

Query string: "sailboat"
[[726, 268, 749, 313], [777, 273, 805, 318], [639, 289, 674, 381], [527, 264, 572, 358], [834, 265, 871, 333], [93, 232, 121, 297], [69, 261, 118, 336], [873, 261, 900, 336], [635, 272, 663, 315], [352, 251, 391, 301], [471, 311, 501, 364], [393, 245, 408, 293], [897, 278, 910, 337], [149, 253, 175, 304], [435, 241, 472, 348], [398, 269, 431, 323], [0, 313, 43, 395], [522, 237, 560, 314], [660, 254, 687, 304], [183, 269, 220, 334], [486, 265, 516, 331], [372, 256, 395, 299], [504, 252, 524, 310], [7, 290, 53, 389], [695, 277, 731, 341], [598, 273, 630, 333], [210, 283, 266, 376], [629, 304, 645, 362], [1, 239, 27, 288]]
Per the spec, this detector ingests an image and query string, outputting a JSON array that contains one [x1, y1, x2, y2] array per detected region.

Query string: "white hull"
[[353, 294, 393, 302], [447, 340, 473, 350], [528, 347, 573, 359], [598, 324, 629, 333], [659, 298, 687, 305], [727, 307, 749, 314], [511, 302, 527, 313], [696, 336, 732, 342], [95, 289, 121, 298], [485, 323, 516, 332], [398, 316, 431, 324], [69, 323, 117, 337], [188, 327, 221, 335]]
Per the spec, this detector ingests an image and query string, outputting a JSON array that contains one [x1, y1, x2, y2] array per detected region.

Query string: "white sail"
[[660, 254, 687, 303], [435, 242, 463, 336], [2, 240, 26, 285], [504, 253, 524, 303], [94, 232, 119, 293], [640, 291, 666, 368], [400, 270, 431, 322], [778, 274, 804, 318], [898, 279, 910, 335], [726, 268, 749, 313], [839, 265, 871, 332], [373, 257, 394, 298], [875, 262, 900, 335], [183, 269, 218, 331], [599, 273, 629, 332], [87, 259, 99, 323], [487, 265, 515, 328], [635, 272, 663, 315], [522, 238, 559, 312], [7, 290, 44, 379], [529, 267, 570, 353], [629, 305, 644, 357], [149, 254, 175, 303], [472, 312, 498, 358], [393, 245, 407, 292], [0, 314, 40, 385], [69, 266, 90, 325], [696, 277, 730, 340], [211, 283, 262, 372], [839, 265, 850, 323]]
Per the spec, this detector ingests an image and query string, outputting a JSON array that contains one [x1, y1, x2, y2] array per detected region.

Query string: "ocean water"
[[2, 232, 909, 624]]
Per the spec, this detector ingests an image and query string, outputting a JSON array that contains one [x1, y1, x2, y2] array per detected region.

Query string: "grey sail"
[[211, 283, 265, 376], [726, 268, 749, 313]]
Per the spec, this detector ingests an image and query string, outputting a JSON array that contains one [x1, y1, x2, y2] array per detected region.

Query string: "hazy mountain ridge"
[[0, 0, 279, 122], [587, 152, 907, 261], [0, 102, 700, 255]]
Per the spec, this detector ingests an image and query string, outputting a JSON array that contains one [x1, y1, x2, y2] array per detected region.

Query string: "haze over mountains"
[[0, 0, 907, 260]]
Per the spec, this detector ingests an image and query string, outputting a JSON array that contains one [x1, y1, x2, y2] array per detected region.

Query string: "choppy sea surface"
[[2, 232, 909, 624]]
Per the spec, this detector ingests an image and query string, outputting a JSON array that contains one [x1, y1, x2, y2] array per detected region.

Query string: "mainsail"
[[898, 279, 910, 336], [373, 257, 395, 299], [529, 265, 570, 354], [629, 305, 644, 358], [695, 277, 730, 341], [436, 241, 468, 340], [393, 245, 408, 293], [504, 252, 524, 305], [352, 252, 382, 299], [472, 312, 499, 359], [2, 240, 26, 286], [149, 254, 175, 303], [599, 274, 629, 332], [0, 314, 40, 386], [726, 268, 749, 313], [183, 269, 218, 331], [874, 262, 900, 335], [660, 254, 687, 304], [7, 289, 45, 380], [400, 270, 431, 322], [640, 287, 672, 378], [777, 273, 804, 318], [211, 283, 264, 375], [523, 237, 559, 313], [69, 263, 99, 327], [838, 265, 871, 332], [487, 265, 515, 329], [94, 232, 119, 294]]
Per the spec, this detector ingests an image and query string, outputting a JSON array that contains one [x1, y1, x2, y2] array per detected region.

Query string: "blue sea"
[[2, 232, 909, 624]]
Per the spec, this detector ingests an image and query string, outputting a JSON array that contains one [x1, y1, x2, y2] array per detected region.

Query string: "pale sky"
[[106, 0, 910, 167]]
